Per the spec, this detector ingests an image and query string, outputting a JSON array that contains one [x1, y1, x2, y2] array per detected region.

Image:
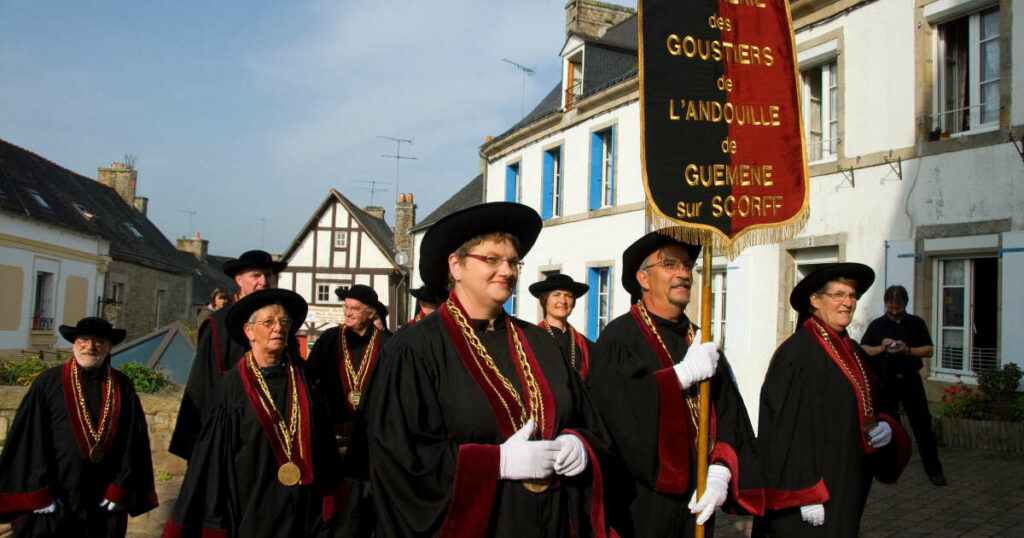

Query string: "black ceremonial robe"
[[752, 319, 911, 538], [162, 355, 343, 538], [169, 307, 242, 460], [170, 306, 300, 460], [307, 325, 389, 437], [586, 306, 764, 538], [363, 307, 616, 538], [0, 361, 158, 537], [538, 321, 595, 380]]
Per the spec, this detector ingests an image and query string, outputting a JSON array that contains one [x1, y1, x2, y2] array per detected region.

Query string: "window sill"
[[928, 370, 978, 385]]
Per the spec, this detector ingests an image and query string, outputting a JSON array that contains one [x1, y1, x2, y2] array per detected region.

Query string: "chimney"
[[565, 0, 634, 39], [394, 193, 415, 266], [133, 197, 148, 216], [364, 206, 386, 220], [176, 232, 209, 262], [97, 162, 139, 209]]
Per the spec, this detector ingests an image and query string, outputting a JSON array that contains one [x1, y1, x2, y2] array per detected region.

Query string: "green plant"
[[117, 362, 171, 394], [156, 470, 172, 481], [0, 357, 49, 387], [938, 363, 1024, 422]]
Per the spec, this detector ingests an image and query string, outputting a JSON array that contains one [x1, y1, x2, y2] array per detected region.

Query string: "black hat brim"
[[226, 289, 308, 347], [58, 317, 126, 346], [222, 250, 288, 278], [419, 202, 542, 290], [410, 285, 447, 305], [528, 276, 589, 299], [621, 231, 702, 298], [789, 262, 876, 316], [336, 284, 379, 306]]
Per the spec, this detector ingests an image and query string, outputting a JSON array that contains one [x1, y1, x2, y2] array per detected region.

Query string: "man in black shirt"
[[861, 284, 947, 486]]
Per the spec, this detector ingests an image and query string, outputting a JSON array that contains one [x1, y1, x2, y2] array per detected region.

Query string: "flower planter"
[[937, 417, 1024, 453]]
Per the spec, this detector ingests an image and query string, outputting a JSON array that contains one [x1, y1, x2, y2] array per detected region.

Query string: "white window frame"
[[927, 1, 1000, 135], [710, 270, 728, 348], [799, 59, 839, 163], [551, 148, 562, 218], [317, 284, 330, 302], [334, 231, 348, 248], [930, 255, 999, 381], [600, 130, 614, 207]]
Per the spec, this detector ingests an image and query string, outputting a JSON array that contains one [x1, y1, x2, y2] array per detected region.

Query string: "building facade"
[[277, 189, 409, 343], [473, 0, 1023, 420]]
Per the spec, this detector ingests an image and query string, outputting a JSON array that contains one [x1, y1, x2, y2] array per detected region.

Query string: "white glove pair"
[[674, 333, 720, 389], [801, 503, 825, 526], [98, 499, 121, 511], [868, 421, 892, 448], [687, 464, 731, 525], [499, 419, 588, 480]]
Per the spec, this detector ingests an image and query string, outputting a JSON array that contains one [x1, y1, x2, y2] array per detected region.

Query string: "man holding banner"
[[586, 231, 764, 537]]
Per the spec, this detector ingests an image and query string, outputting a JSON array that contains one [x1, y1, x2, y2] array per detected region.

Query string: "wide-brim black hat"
[[226, 289, 307, 346], [528, 273, 589, 298], [335, 284, 379, 306], [621, 230, 702, 298], [419, 202, 542, 290], [789, 262, 875, 316], [222, 250, 288, 278], [59, 317, 126, 346], [410, 285, 447, 305]]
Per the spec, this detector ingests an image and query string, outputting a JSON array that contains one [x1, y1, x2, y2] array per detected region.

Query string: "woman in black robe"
[[163, 290, 345, 538], [362, 202, 616, 538], [528, 273, 595, 379], [753, 263, 911, 537]]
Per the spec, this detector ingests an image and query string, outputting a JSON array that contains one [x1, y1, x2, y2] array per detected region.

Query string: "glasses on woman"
[[463, 254, 524, 271], [821, 291, 859, 302], [249, 318, 293, 329]]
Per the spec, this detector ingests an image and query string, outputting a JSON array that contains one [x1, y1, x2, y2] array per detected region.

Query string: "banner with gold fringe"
[[639, 0, 808, 258]]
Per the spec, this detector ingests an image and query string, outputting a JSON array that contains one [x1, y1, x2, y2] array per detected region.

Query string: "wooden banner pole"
[[695, 244, 713, 537]]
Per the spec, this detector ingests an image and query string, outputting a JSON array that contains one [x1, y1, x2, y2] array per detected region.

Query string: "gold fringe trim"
[[645, 202, 810, 260]]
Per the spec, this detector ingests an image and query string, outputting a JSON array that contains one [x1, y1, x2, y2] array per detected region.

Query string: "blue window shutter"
[[589, 132, 602, 210], [541, 151, 554, 220], [609, 125, 616, 204], [505, 165, 517, 202], [587, 268, 599, 339], [504, 285, 517, 316]]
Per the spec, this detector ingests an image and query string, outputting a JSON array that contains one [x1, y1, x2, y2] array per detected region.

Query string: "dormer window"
[[73, 203, 95, 220], [565, 52, 584, 110]]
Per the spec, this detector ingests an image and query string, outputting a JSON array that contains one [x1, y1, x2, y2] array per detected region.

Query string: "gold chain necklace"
[[340, 327, 379, 407], [635, 301, 702, 438], [446, 301, 544, 435], [70, 361, 114, 462], [542, 322, 576, 369], [247, 353, 302, 462], [808, 318, 876, 424]]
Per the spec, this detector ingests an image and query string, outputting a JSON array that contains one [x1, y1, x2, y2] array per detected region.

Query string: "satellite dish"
[[395, 251, 409, 265]]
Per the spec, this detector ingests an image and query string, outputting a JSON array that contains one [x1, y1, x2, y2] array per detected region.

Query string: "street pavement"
[[1, 444, 1007, 537], [713, 445, 1024, 537]]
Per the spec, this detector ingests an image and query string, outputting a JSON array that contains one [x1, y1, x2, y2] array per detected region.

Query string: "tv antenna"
[[254, 218, 272, 249], [502, 58, 535, 119], [378, 135, 417, 205], [350, 179, 390, 206], [176, 209, 197, 237]]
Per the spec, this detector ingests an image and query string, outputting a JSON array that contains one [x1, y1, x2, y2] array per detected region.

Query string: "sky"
[[1, 0, 635, 255]]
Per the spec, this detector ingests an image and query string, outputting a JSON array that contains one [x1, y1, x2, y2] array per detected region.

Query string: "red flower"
[[942, 395, 949, 403]]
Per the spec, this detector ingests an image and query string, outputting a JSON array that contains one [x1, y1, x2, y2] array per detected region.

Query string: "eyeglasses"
[[821, 291, 859, 302], [249, 318, 293, 329], [641, 258, 694, 272], [463, 254, 524, 271]]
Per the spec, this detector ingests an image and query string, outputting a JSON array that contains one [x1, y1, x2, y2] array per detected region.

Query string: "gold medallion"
[[89, 445, 104, 462], [278, 461, 301, 486], [348, 390, 361, 408], [522, 478, 551, 493]]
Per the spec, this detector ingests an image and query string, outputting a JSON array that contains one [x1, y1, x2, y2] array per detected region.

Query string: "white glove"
[[868, 421, 892, 448], [33, 501, 58, 514], [687, 464, 730, 525], [692, 328, 703, 344], [499, 419, 560, 480], [673, 342, 719, 389], [553, 433, 588, 477], [99, 499, 121, 511], [800, 503, 825, 526]]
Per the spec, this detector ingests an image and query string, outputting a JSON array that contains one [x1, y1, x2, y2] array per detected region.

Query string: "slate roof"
[[280, 189, 399, 269], [186, 253, 238, 305], [482, 14, 639, 150], [0, 138, 191, 275], [409, 174, 484, 233]]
